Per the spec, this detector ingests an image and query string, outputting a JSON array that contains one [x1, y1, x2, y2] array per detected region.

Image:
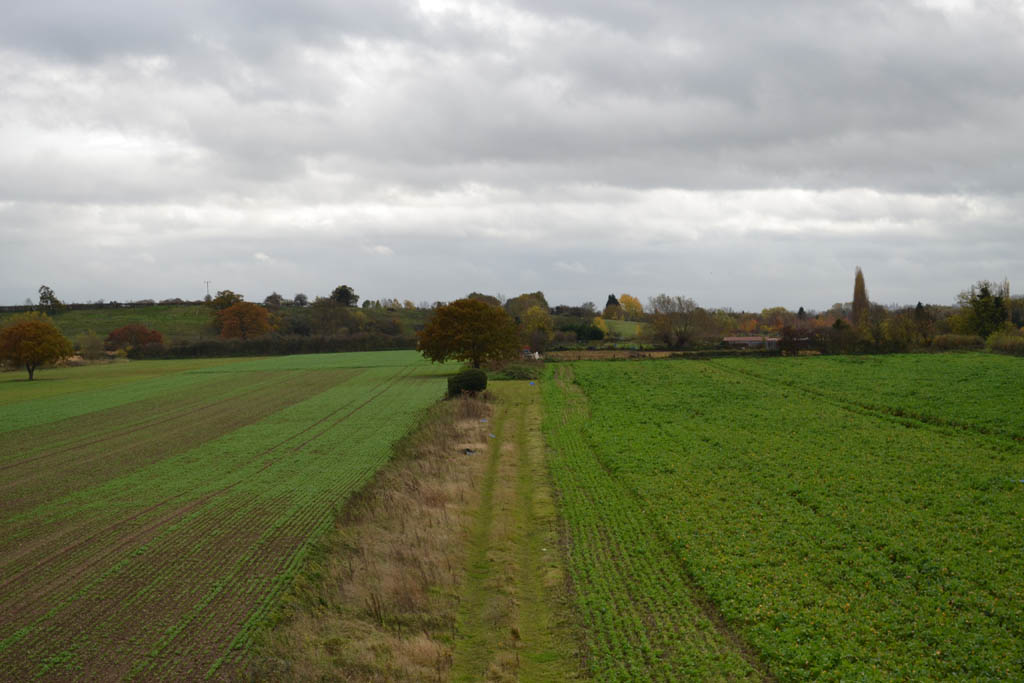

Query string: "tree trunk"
[[26, 363, 35, 380]]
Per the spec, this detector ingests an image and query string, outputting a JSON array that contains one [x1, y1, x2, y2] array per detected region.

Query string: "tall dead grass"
[[248, 394, 492, 681]]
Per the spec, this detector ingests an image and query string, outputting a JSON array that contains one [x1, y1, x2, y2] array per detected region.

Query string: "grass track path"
[[450, 381, 581, 682]]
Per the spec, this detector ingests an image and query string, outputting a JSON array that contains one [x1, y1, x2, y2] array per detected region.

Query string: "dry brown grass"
[[247, 394, 492, 682]]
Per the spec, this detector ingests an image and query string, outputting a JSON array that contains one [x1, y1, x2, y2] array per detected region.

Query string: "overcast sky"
[[1, 0, 1022, 311]]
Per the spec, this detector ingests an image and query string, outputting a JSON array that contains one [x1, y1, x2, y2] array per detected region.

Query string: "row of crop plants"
[[0, 356, 449, 679], [541, 366, 759, 681], [551, 359, 1022, 680], [710, 353, 1024, 440]]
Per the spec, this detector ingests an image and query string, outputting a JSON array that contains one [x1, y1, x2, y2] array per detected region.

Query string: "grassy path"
[[451, 381, 581, 682]]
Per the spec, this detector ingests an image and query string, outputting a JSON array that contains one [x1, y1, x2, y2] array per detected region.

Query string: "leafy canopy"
[[331, 285, 359, 307], [106, 324, 164, 350], [218, 302, 272, 340], [0, 312, 73, 380], [418, 298, 520, 368], [957, 280, 1010, 339], [37, 285, 64, 313], [619, 293, 644, 321], [209, 289, 244, 311]]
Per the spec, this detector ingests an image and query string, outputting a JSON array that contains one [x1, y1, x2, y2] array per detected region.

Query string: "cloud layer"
[[2, 0, 1022, 309]]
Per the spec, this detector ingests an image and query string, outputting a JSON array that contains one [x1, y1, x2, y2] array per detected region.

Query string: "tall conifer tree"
[[852, 267, 869, 328]]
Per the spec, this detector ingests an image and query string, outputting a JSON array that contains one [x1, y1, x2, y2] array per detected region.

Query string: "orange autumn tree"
[[105, 324, 164, 350], [218, 302, 272, 340], [417, 298, 520, 368], [0, 312, 73, 380]]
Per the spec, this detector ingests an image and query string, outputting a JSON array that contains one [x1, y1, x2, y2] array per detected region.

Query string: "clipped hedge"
[[447, 368, 487, 397]]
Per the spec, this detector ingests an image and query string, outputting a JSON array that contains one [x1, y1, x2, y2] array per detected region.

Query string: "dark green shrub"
[[447, 368, 487, 397], [931, 334, 984, 351]]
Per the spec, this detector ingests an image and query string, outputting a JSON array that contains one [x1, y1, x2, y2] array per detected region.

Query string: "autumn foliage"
[[417, 298, 520, 368], [218, 302, 272, 340], [618, 293, 644, 321], [106, 324, 164, 350], [0, 312, 73, 380]]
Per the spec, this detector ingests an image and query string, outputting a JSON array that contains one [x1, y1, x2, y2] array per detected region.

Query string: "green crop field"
[[0, 305, 219, 343], [602, 319, 642, 339], [0, 351, 449, 680], [543, 354, 1024, 680]]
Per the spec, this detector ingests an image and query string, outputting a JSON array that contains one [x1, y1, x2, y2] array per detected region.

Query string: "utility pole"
[[204, 281, 211, 299]]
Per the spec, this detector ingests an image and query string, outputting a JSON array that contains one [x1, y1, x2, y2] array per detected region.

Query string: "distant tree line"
[[5, 272, 1023, 369], [127, 332, 416, 359]]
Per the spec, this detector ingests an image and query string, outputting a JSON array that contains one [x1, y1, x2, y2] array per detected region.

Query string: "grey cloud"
[[1, 0, 424, 61], [1, 1, 1023, 307], [6, 0, 1023, 195]]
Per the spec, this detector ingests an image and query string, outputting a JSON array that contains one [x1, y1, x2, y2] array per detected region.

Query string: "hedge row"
[[126, 333, 417, 359]]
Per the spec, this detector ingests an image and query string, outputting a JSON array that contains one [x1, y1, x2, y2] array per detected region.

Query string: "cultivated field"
[[543, 353, 1023, 680], [4, 350, 1021, 681], [0, 351, 449, 679], [0, 305, 217, 344]]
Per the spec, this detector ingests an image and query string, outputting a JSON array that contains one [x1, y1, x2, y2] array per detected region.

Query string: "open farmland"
[[0, 351, 448, 680], [543, 354, 1024, 680], [0, 305, 217, 344]]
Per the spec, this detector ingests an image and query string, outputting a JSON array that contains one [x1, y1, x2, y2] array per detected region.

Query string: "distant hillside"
[[602, 319, 643, 339], [0, 303, 432, 347], [0, 304, 216, 343]]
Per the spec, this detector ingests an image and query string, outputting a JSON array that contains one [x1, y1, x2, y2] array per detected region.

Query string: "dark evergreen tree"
[[852, 267, 869, 329], [331, 285, 359, 307]]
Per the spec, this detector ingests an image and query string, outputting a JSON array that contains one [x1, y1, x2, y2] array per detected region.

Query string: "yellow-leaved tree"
[[521, 305, 553, 351], [619, 293, 644, 321]]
